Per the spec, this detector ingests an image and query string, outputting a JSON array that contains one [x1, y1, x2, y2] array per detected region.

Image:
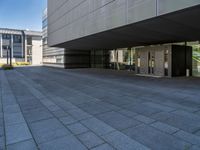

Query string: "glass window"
[[42, 37, 47, 45], [27, 36, 32, 45], [192, 43, 200, 77], [13, 35, 22, 43], [27, 46, 32, 55], [42, 18, 48, 29], [2, 34, 11, 39]]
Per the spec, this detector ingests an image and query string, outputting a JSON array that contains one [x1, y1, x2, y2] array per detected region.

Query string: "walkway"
[[0, 67, 200, 150]]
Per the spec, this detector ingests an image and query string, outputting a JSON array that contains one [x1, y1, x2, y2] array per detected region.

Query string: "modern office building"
[[42, 9, 65, 68], [47, 0, 200, 77], [0, 28, 42, 65]]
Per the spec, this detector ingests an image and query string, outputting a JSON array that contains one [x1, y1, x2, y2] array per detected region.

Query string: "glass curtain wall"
[[110, 48, 135, 70], [13, 35, 22, 58], [188, 41, 200, 77]]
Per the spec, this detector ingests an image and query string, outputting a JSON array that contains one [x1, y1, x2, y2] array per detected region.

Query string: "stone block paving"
[[0, 67, 200, 150]]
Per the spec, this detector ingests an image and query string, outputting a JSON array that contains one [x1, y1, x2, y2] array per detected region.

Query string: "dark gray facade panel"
[[171, 45, 192, 77]]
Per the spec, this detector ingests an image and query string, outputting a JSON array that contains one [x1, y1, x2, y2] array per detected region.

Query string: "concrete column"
[[21, 35, 24, 58], [0, 34, 2, 58], [11, 34, 14, 58], [24, 35, 27, 62]]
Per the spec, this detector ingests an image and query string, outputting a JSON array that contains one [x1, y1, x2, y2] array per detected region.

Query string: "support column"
[[0, 34, 2, 58], [24, 35, 27, 62], [21, 35, 24, 58], [11, 34, 14, 58]]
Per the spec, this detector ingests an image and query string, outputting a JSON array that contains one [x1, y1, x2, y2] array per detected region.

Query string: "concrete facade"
[[47, 0, 200, 77], [32, 36, 43, 65], [42, 9, 65, 68], [48, 0, 200, 48]]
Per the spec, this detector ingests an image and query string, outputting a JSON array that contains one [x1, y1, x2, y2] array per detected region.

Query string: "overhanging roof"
[[55, 5, 200, 50]]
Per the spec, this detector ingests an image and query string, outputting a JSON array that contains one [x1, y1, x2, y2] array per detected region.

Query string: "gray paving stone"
[[6, 123, 32, 145], [134, 115, 155, 124], [56, 101, 77, 110], [78, 131, 104, 148], [4, 104, 21, 114], [0, 113, 3, 119], [40, 99, 55, 107], [2, 96, 16, 106], [29, 87, 45, 99], [172, 110, 200, 121], [79, 101, 119, 115], [101, 95, 134, 107], [150, 122, 179, 134], [23, 108, 53, 123], [67, 108, 92, 121], [151, 111, 200, 133], [162, 101, 199, 112], [19, 100, 43, 111], [96, 111, 141, 130], [30, 118, 71, 144], [123, 124, 191, 150], [46, 105, 61, 112], [174, 130, 200, 146], [143, 102, 175, 112], [67, 122, 89, 135], [195, 130, 200, 136], [3, 66, 200, 150], [124, 103, 162, 117], [81, 118, 115, 136], [91, 143, 114, 150], [0, 127, 4, 137], [59, 116, 77, 125], [7, 139, 38, 150], [103, 131, 150, 150], [66, 94, 98, 105], [51, 110, 68, 118], [4, 112, 25, 126], [39, 135, 87, 150], [0, 136, 5, 150], [191, 145, 200, 150], [117, 109, 138, 118]]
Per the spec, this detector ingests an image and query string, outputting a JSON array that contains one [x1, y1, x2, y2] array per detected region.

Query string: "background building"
[[47, 0, 200, 77], [42, 9, 65, 68], [0, 28, 42, 65]]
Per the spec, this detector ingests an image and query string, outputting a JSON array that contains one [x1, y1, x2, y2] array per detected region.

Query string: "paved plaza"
[[0, 67, 200, 150]]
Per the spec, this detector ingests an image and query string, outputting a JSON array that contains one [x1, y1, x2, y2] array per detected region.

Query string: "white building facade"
[[0, 28, 42, 65]]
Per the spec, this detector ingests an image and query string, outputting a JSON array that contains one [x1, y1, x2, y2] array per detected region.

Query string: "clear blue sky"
[[0, 0, 47, 31]]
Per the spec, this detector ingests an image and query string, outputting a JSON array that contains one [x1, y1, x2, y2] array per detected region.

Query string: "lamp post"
[[6, 46, 12, 66], [9, 46, 12, 66], [6, 46, 9, 65]]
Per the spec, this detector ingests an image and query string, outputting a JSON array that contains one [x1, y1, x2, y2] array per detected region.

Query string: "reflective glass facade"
[[190, 42, 200, 77], [110, 48, 136, 71]]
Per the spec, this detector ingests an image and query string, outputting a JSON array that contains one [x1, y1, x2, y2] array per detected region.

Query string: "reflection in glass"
[[164, 50, 169, 76], [192, 44, 200, 77], [109, 48, 136, 71]]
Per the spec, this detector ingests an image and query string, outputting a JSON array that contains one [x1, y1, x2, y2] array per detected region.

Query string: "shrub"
[[14, 62, 30, 66], [1, 64, 13, 70], [16, 62, 30, 66]]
